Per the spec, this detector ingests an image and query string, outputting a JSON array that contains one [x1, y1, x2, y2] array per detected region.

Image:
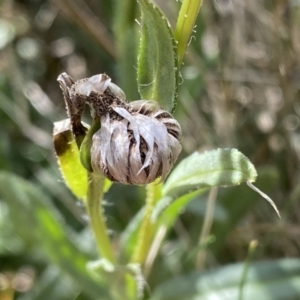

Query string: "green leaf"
[[163, 148, 257, 198], [175, 0, 203, 65], [146, 168, 277, 277], [53, 119, 88, 200], [0, 172, 111, 300], [150, 258, 300, 300], [104, 179, 113, 194], [152, 149, 257, 220], [137, 0, 178, 112], [155, 190, 204, 227]]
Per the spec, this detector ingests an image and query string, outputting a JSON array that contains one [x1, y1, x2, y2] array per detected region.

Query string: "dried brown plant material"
[[57, 72, 182, 185]]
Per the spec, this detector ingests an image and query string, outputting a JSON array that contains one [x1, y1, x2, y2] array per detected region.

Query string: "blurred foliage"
[[0, 0, 300, 299]]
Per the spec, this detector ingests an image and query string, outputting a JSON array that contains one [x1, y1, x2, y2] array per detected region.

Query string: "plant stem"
[[238, 240, 258, 300], [86, 172, 116, 264], [196, 187, 218, 270], [144, 225, 167, 279], [175, 0, 203, 65], [131, 180, 162, 265]]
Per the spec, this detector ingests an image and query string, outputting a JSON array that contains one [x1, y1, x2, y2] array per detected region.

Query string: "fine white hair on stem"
[[247, 181, 281, 218], [135, 18, 141, 26], [138, 79, 155, 87], [188, 35, 196, 46]]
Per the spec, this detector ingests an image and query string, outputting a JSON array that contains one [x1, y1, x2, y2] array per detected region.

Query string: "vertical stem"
[[196, 187, 218, 270], [175, 0, 204, 65], [86, 172, 116, 264], [131, 180, 162, 265], [143, 225, 167, 279], [238, 240, 258, 300]]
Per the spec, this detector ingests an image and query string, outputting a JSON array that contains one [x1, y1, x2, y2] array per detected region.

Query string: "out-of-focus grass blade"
[[150, 258, 300, 300], [18, 266, 79, 300], [113, 0, 139, 100], [137, 0, 178, 112], [0, 172, 111, 300], [0, 201, 30, 254], [119, 208, 145, 259]]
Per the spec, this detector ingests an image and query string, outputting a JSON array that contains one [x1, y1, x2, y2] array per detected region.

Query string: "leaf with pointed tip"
[[210, 166, 279, 255], [163, 148, 257, 198], [137, 0, 178, 112], [152, 149, 257, 220]]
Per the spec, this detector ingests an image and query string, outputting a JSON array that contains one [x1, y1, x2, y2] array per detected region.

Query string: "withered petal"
[[129, 144, 147, 184], [109, 119, 130, 183], [76, 74, 111, 97]]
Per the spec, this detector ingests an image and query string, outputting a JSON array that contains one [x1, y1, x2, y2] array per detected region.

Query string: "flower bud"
[[91, 100, 182, 185]]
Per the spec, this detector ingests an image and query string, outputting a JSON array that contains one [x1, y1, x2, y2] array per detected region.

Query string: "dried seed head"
[[91, 100, 182, 185], [57, 72, 182, 185]]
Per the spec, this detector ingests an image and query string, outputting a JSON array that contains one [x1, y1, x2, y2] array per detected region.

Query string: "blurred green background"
[[1, 0, 300, 299]]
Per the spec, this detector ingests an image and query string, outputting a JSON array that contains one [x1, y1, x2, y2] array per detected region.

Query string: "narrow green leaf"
[[137, 0, 178, 112], [163, 148, 257, 198], [155, 190, 204, 226], [0, 172, 111, 300], [150, 258, 300, 300], [53, 119, 88, 200], [175, 0, 203, 65]]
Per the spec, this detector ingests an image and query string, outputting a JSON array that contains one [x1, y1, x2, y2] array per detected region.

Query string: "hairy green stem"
[[87, 172, 116, 264], [131, 180, 162, 265], [175, 0, 203, 65]]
